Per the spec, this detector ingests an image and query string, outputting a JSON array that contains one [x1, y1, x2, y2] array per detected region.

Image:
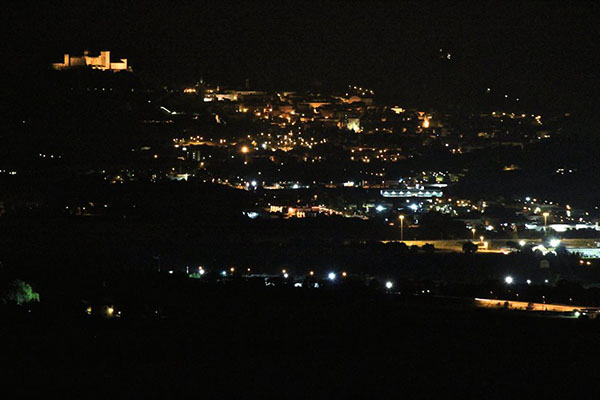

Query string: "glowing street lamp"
[[505, 276, 514, 284], [543, 212, 550, 234], [471, 228, 476, 241], [385, 281, 393, 289]]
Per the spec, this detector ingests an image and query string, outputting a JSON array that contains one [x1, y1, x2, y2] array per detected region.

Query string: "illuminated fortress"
[[52, 50, 131, 72]]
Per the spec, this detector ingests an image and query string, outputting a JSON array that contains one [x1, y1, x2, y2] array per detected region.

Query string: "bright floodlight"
[[251, 180, 257, 187], [283, 273, 289, 278], [328, 272, 336, 280], [526, 279, 532, 285], [519, 240, 526, 247], [375, 205, 385, 212], [385, 281, 393, 289], [505, 276, 514, 284], [549, 239, 561, 248]]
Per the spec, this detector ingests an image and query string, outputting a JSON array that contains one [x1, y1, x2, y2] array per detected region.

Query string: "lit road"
[[474, 297, 600, 314], [381, 239, 600, 254]]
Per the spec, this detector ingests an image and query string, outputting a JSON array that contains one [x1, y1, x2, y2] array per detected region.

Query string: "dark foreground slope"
[[2, 290, 599, 398]]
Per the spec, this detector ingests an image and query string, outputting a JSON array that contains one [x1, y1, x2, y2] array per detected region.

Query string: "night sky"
[[6, 1, 600, 113]]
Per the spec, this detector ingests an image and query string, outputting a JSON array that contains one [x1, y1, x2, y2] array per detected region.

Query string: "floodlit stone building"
[[52, 50, 131, 72]]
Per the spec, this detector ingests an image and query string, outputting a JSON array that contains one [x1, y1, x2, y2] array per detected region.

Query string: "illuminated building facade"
[[52, 50, 131, 72]]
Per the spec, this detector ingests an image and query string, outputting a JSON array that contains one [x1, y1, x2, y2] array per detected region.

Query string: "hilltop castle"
[[52, 50, 131, 72]]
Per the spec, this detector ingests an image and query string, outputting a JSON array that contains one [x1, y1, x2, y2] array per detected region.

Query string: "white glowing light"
[[328, 272, 336, 281], [549, 239, 561, 248], [385, 281, 393, 289], [505, 276, 514, 284]]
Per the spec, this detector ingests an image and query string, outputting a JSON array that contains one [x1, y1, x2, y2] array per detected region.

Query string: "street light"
[[399, 215, 405, 242], [543, 212, 550, 234], [471, 228, 476, 241]]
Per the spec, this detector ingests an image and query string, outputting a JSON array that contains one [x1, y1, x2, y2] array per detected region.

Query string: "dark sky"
[[6, 1, 600, 112]]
